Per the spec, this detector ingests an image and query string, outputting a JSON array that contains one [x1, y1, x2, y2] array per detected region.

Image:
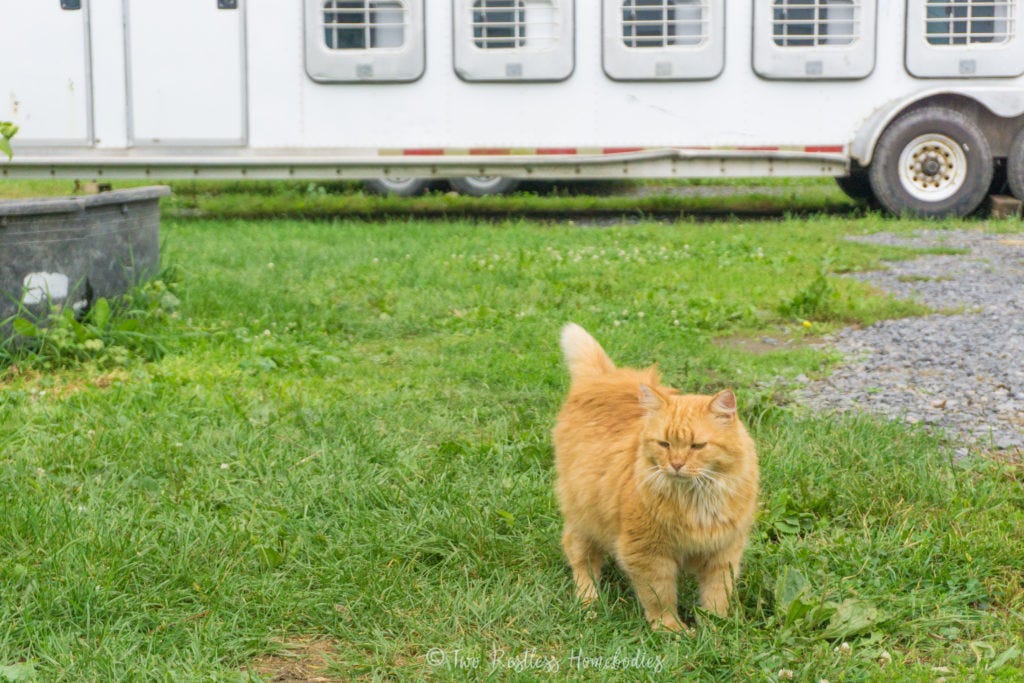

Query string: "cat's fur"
[[553, 323, 759, 632]]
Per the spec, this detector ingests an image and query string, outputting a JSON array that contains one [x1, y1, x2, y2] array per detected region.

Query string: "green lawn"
[[0, 177, 853, 220], [1, 198, 1023, 680]]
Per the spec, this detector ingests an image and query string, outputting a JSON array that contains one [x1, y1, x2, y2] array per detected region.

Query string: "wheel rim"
[[897, 133, 968, 202], [464, 176, 504, 190], [379, 177, 417, 190]]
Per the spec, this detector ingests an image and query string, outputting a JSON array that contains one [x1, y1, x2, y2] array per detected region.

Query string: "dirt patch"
[[244, 637, 341, 683], [713, 333, 817, 355], [0, 366, 128, 396], [984, 447, 1024, 468]]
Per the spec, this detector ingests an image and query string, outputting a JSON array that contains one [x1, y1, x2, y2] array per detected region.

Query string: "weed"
[[779, 272, 840, 320], [0, 121, 17, 160], [1, 275, 180, 370]]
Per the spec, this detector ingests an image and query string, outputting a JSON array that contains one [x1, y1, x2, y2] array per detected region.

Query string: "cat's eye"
[[691, 442, 707, 450], [656, 440, 671, 449]]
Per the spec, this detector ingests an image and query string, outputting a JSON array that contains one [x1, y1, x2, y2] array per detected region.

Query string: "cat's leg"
[[694, 543, 744, 617], [618, 549, 684, 632], [562, 529, 603, 604]]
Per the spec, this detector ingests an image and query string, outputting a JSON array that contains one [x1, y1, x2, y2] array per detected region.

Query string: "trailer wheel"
[[448, 176, 519, 196], [1006, 128, 1024, 202], [868, 106, 992, 218], [364, 178, 431, 196]]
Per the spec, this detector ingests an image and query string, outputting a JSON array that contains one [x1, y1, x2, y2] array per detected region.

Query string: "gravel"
[[795, 229, 1024, 454]]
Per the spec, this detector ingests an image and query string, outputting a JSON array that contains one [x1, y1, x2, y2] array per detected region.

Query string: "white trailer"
[[4, 0, 1024, 216]]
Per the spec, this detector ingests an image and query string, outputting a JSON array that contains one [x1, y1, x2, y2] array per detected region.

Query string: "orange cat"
[[553, 323, 759, 632]]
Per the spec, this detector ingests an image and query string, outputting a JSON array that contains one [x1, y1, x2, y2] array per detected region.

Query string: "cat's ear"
[[639, 384, 666, 417], [709, 390, 737, 421]]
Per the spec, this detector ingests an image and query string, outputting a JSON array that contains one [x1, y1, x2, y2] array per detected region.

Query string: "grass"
[[1, 187, 1023, 680], [0, 177, 854, 219]]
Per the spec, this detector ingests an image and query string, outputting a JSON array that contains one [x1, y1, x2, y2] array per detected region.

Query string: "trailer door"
[[125, 0, 247, 146], [0, 0, 93, 145]]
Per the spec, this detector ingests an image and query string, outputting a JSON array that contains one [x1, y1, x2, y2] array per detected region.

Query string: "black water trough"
[[0, 186, 169, 329]]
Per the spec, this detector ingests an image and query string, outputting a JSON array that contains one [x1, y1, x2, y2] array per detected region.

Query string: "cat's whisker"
[[711, 477, 738, 498], [640, 465, 667, 494], [700, 475, 720, 493], [697, 469, 734, 495]]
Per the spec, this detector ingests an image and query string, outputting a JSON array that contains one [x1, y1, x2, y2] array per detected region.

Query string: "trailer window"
[[323, 0, 406, 50], [473, 0, 525, 49], [925, 0, 1013, 45], [753, 0, 875, 78], [771, 0, 858, 47], [603, 0, 722, 79], [305, 0, 424, 81], [621, 0, 708, 49], [470, 0, 560, 51], [906, 0, 1022, 77], [454, 0, 572, 80]]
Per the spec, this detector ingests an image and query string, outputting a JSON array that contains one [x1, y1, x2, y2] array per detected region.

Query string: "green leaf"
[[0, 137, 11, 160], [12, 318, 39, 338], [496, 509, 515, 525], [90, 298, 111, 330], [69, 318, 89, 344], [821, 599, 881, 640], [160, 292, 181, 312], [775, 566, 810, 614], [255, 544, 283, 569], [988, 645, 1022, 672], [0, 662, 36, 682], [772, 517, 802, 536], [135, 475, 161, 492]]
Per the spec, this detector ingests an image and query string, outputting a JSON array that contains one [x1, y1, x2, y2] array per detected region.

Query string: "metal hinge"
[[60, 0, 81, 9], [218, 0, 238, 8]]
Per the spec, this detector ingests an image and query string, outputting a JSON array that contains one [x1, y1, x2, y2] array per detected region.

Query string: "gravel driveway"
[[796, 229, 1024, 455]]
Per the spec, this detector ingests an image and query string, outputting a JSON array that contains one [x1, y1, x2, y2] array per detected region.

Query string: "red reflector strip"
[[804, 145, 845, 153], [536, 148, 578, 155], [601, 147, 645, 154]]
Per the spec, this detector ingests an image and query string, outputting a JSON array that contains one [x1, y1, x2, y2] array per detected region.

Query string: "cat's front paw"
[[575, 584, 598, 605], [648, 613, 693, 635]]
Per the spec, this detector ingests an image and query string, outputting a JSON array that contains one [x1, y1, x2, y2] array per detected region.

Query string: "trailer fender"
[[851, 87, 1024, 166]]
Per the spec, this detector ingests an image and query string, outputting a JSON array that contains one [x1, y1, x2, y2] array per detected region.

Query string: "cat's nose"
[[671, 463, 684, 472]]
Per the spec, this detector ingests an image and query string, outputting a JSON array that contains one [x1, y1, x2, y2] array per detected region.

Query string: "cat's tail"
[[560, 323, 616, 379]]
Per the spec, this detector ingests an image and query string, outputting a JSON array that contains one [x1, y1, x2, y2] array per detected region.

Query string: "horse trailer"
[[4, 0, 1024, 216]]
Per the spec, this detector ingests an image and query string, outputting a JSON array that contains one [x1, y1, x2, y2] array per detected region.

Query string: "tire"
[[1006, 128, 1024, 201], [447, 176, 520, 196], [989, 157, 1008, 196], [834, 169, 875, 203], [363, 177, 431, 196], [867, 106, 993, 218]]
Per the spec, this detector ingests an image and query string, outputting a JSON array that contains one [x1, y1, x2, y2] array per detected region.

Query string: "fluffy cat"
[[553, 323, 759, 632]]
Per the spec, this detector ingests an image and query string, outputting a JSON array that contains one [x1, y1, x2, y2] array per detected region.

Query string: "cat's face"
[[638, 386, 741, 487]]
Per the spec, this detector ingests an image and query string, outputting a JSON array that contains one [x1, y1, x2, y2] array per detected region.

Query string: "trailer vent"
[[457, 0, 570, 79], [771, 0, 859, 47], [472, 0, 560, 50], [322, 0, 407, 50], [925, 0, 1014, 45], [622, 0, 708, 48]]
